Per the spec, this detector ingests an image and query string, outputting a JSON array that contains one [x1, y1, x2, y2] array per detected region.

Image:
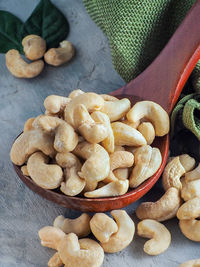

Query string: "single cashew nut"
[[48, 252, 63, 267], [179, 259, 200, 267], [23, 117, 35, 132], [91, 111, 115, 153], [53, 213, 91, 238], [22, 35, 46, 60], [111, 122, 147, 146], [27, 152, 63, 189], [129, 145, 162, 188], [179, 219, 200, 242], [104, 151, 134, 183], [74, 104, 108, 143], [185, 163, 200, 183], [181, 179, 200, 201], [64, 92, 104, 127], [177, 197, 200, 220], [56, 152, 85, 196], [162, 156, 185, 191], [113, 168, 129, 180], [44, 41, 75, 66], [137, 122, 155, 145], [68, 89, 84, 99], [137, 219, 171, 255], [10, 129, 55, 165], [136, 187, 181, 222], [58, 233, 104, 267], [126, 101, 169, 136], [38, 226, 65, 250], [90, 213, 118, 243], [100, 210, 135, 253], [33, 115, 78, 153], [100, 98, 131, 122], [179, 154, 195, 172], [73, 142, 110, 184], [44, 95, 71, 114], [6, 49, 44, 78], [84, 179, 129, 198]]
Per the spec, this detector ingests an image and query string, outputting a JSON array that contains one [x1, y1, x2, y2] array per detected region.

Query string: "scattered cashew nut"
[[44, 41, 75, 66], [177, 197, 200, 220], [136, 187, 181, 221], [53, 213, 91, 238], [100, 210, 135, 253], [137, 219, 171, 255], [6, 49, 44, 78], [38, 226, 65, 250], [179, 219, 200, 242], [22, 35, 46, 60], [181, 179, 200, 201]]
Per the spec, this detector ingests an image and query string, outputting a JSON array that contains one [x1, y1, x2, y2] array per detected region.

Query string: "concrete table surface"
[[0, 1, 199, 266]]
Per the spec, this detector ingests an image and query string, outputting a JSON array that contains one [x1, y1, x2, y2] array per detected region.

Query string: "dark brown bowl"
[[12, 134, 169, 212]]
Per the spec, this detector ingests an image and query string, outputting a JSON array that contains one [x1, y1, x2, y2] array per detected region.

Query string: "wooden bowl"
[[12, 134, 168, 212]]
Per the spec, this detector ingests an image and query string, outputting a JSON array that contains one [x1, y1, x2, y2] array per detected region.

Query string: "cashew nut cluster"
[[10, 90, 169, 197], [38, 210, 135, 266], [6, 35, 75, 78]]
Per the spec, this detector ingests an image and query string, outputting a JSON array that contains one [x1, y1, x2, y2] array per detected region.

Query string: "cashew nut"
[[58, 233, 104, 267], [100, 98, 131, 121], [68, 89, 84, 99], [27, 152, 63, 189], [74, 104, 108, 143], [129, 145, 162, 188], [44, 95, 71, 115], [113, 168, 129, 180], [91, 111, 115, 153], [38, 226, 65, 250], [21, 165, 29, 176], [84, 179, 129, 198], [137, 122, 155, 145], [177, 197, 200, 220], [23, 117, 35, 132], [162, 156, 185, 191], [44, 41, 75, 66], [181, 179, 200, 201], [136, 187, 181, 222], [104, 151, 134, 183], [111, 122, 147, 146], [48, 252, 63, 267], [179, 259, 200, 267], [56, 152, 85, 196], [64, 92, 104, 127], [10, 129, 55, 165], [126, 101, 169, 136], [137, 219, 171, 255], [185, 163, 200, 183], [6, 49, 44, 78], [53, 213, 91, 238], [33, 115, 78, 153], [90, 213, 118, 243], [73, 142, 110, 184], [123, 119, 140, 129], [22, 35, 46, 60], [179, 154, 195, 172], [100, 210, 135, 253], [179, 219, 200, 242]]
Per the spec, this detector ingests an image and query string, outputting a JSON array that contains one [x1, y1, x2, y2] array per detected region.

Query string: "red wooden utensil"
[[13, 0, 200, 212]]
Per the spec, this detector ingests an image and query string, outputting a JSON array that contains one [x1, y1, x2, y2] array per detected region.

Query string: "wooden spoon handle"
[[117, 0, 200, 113]]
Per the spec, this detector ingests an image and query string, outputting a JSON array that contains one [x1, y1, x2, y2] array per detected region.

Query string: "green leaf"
[[0, 11, 24, 53], [21, 0, 70, 48]]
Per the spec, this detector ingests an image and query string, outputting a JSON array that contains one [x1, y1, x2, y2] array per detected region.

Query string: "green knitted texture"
[[83, 0, 196, 82]]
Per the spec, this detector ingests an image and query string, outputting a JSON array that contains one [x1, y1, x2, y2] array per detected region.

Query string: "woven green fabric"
[[83, 0, 196, 82]]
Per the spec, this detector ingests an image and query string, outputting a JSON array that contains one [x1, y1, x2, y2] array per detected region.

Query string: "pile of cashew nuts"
[[10, 89, 170, 198], [6, 35, 75, 78], [38, 210, 135, 267], [136, 153, 200, 265]]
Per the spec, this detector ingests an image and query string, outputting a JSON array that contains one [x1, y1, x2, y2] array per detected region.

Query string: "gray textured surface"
[[0, 1, 199, 266]]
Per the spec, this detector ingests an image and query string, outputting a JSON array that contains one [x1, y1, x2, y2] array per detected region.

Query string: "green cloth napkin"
[[83, 0, 200, 160]]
